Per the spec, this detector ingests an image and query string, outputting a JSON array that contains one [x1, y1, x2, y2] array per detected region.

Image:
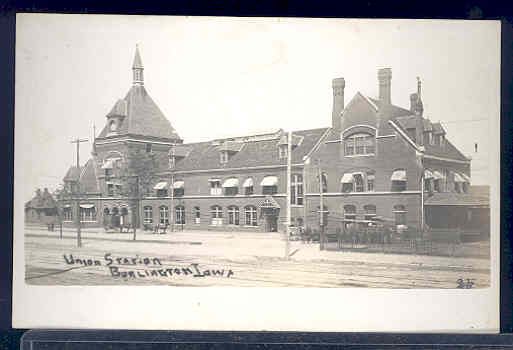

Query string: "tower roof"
[[132, 45, 143, 69]]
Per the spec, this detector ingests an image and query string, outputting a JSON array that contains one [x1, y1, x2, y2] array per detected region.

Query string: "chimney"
[[378, 68, 392, 105], [332, 77, 345, 130]]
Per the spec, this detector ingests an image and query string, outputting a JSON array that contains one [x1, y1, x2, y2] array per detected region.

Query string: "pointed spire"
[[132, 44, 144, 85]]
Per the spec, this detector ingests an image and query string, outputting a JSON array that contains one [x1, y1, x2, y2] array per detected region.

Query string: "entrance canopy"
[[258, 196, 280, 209]]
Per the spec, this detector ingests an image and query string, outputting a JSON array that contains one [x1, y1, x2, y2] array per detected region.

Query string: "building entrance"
[[264, 213, 278, 232]]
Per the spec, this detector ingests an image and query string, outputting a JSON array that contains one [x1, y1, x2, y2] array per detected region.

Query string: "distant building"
[[25, 188, 59, 225], [55, 47, 488, 235]]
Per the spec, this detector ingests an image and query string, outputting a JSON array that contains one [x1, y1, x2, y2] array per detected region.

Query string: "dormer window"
[[109, 120, 117, 132]]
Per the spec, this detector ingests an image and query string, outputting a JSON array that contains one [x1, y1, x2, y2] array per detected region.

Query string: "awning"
[[222, 178, 239, 188], [79, 204, 95, 209], [460, 173, 471, 182], [340, 173, 354, 184], [260, 176, 278, 186], [101, 159, 114, 169], [424, 169, 434, 179], [432, 170, 444, 180], [390, 169, 407, 182], [153, 181, 168, 190], [106, 181, 122, 186], [63, 204, 71, 208], [173, 181, 184, 189], [208, 178, 221, 182], [367, 174, 375, 180], [242, 178, 254, 188], [454, 173, 465, 183]]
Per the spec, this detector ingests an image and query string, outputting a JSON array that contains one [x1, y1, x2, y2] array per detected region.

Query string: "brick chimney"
[[378, 68, 392, 105], [332, 77, 345, 130]]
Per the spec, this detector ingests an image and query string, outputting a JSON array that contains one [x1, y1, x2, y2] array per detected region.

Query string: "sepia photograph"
[[13, 14, 500, 331]]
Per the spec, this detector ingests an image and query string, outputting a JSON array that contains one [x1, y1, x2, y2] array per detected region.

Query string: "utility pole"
[[285, 131, 292, 259], [170, 173, 175, 232], [318, 159, 325, 250], [70, 137, 88, 248]]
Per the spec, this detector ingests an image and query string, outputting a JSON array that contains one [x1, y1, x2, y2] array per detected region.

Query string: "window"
[[193, 206, 201, 224], [173, 188, 184, 197], [434, 134, 440, 146], [423, 132, 433, 146], [107, 183, 114, 196], [354, 174, 364, 192], [345, 133, 375, 156], [245, 185, 254, 195], [80, 206, 97, 222], [244, 206, 258, 226], [115, 185, 122, 195], [367, 173, 375, 191], [220, 151, 229, 164], [434, 179, 441, 192], [443, 169, 449, 191], [363, 205, 376, 221], [424, 178, 432, 192], [291, 174, 303, 205], [454, 181, 462, 193], [105, 168, 113, 178], [343, 205, 356, 227], [393, 205, 406, 226], [169, 155, 175, 169], [143, 206, 153, 224], [175, 206, 185, 225], [262, 185, 278, 195], [406, 128, 416, 143], [157, 189, 168, 197], [391, 169, 407, 191], [211, 205, 223, 225], [146, 143, 152, 153], [109, 120, 117, 132], [63, 207, 73, 221], [279, 145, 288, 159], [462, 182, 469, 193], [159, 206, 169, 225], [228, 206, 240, 225], [321, 173, 328, 193], [210, 180, 222, 196]]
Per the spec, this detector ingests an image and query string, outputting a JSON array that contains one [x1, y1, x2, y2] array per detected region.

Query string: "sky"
[[15, 14, 500, 201]]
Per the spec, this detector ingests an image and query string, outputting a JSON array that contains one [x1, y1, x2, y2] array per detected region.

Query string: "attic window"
[[146, 143, 152, 153], [220, 151, 229, 164], [279, 145, 288, 159]]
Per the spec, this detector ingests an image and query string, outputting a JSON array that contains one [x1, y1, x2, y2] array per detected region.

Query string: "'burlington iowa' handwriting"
[[63, 253, 234, 279]]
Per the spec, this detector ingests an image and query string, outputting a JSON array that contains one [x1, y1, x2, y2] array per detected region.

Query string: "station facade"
[[57, 47, 486, 234]]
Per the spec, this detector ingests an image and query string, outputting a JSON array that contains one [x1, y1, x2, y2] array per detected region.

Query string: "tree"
[[118, 145, 159, 241]]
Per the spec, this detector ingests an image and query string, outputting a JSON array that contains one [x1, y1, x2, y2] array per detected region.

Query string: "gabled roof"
[[62, 159, 100, 194], [97, 85, 181, 141], [25, 190, 58, 209], [170, 128, 328, 172]]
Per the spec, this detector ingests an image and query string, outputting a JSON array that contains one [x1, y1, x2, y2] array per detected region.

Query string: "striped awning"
[[173, 181, 184, 189], [340, 173, 354, 184], [242, 178, 254, 188], [454, 173, 465, 183], [390, 169, 407, 182], [260, 176, 278, 187], [432, 170, 444, 180], [153, 181, 168, 190], [222, 178, 239, 188]]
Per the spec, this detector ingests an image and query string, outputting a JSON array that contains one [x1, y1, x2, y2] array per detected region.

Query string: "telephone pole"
[[285, 131, 292, 259], [318, 159, 325, 250], [71, 137, 88, 248]]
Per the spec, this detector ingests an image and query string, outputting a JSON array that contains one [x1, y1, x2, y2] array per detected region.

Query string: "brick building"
[[57, 47, 487, 235]]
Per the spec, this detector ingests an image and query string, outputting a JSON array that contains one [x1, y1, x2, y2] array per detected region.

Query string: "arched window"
[[243, 177, 254, 195], [143, 206, 153, 224], [159, 205, 169, 225], [354, 173, 364, 192], [393, 205, 406, 226], [228, 206, 240, 225], [211, 205, 223, 226], [363, 204, 376, 221], [391, 168, 407, 191], [175, 205, 185, 225], [244, 205, 258, 226], [345, 133, 375, 156]]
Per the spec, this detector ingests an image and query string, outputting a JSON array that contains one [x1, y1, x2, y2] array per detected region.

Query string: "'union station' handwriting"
[[62, 253, 234, 279]]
